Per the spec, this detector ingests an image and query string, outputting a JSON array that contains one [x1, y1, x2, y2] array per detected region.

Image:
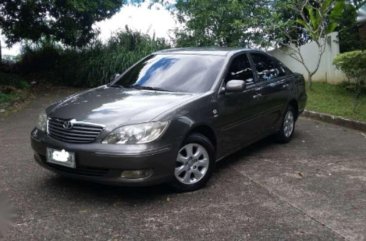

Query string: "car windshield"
[[112, 54, 225, 93]]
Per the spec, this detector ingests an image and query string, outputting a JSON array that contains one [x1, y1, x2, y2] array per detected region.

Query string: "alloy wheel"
[[175, 143, 210, 185], [283, 110, 294, 138]]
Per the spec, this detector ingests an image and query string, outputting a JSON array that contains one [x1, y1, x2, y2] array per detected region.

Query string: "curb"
[[303, 110, 366, 132]]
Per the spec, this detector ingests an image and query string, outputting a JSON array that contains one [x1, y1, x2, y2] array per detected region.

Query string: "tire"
[[171, 133, 215, 192], [275, 105, 296, 143]]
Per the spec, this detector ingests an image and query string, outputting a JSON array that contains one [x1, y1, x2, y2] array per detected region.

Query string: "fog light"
[[121, 170, 153, 179]]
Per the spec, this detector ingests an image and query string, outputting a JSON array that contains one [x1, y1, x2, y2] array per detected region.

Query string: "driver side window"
[[225, 54, 254, 84]]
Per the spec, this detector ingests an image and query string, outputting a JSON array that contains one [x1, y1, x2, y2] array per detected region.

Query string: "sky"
[[357, 3, 366, 23], [0, 1, 177, 56], [95, 1, 177, 42]]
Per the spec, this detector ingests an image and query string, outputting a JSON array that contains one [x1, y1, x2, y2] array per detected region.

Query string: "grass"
[[0, 72, 30, 89], [0, 89, 30, 114], [0, 72, 31, 111], [0, 92, 20, 104], [307, 82, 366, 122]]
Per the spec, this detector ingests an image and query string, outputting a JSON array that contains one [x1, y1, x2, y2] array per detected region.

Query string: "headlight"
[[102, 121, 169, 144], [36, 110, 47, 132]]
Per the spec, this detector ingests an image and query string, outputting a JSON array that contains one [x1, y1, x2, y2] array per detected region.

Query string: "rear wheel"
[[171, 133, 215, 192], [275, 105, 296, 143]]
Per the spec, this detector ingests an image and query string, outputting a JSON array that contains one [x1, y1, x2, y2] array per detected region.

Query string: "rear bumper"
[[31, 128, 179, 186]]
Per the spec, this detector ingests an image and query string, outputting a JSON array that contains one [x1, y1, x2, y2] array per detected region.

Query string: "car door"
[[216, 53, 264, 154], [249, 52, 292, 134]]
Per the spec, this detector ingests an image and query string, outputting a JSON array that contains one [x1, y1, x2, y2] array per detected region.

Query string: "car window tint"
[[251, 53, 286, 81], [272, 58, 292, 75], [114, 54, 225, 93], [225, 54, 254, 84]]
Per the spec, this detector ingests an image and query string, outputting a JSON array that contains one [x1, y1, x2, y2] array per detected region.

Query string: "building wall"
[[268, 32, 346, 83]]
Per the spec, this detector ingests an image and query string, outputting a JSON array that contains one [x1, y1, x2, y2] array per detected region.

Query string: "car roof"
[[153, 47, 256, 57]]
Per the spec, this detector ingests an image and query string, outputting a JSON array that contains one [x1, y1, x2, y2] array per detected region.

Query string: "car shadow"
[[215, 135, 276, 171], [221, 128, 304, 168], [41, 175, 175, 202]]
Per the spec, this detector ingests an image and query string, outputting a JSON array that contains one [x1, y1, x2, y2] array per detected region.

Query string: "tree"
[[174, 0, 272, 48], [172, 0, 349, 88], [337, 3, 361, 52], [267, 0, 347, 89], [0, 0, 123, 48]]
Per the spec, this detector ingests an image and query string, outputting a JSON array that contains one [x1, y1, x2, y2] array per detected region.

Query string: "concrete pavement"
[[1, 88, 365, 241]]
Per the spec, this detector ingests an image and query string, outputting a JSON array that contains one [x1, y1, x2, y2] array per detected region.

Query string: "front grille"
[[48, 118, 104, 144]]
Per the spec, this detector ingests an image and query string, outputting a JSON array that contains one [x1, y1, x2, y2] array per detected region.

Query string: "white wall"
[[269, 32, 346, 83]]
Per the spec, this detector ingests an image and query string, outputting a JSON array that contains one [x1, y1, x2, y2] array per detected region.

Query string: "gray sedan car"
[[31, 48, 307, 191]]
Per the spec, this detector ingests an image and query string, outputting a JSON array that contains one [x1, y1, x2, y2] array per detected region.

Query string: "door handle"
[[252, 93, 262, 99]]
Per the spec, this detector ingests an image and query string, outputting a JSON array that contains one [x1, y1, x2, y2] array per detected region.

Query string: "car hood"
[[47, 86, 197, 130]]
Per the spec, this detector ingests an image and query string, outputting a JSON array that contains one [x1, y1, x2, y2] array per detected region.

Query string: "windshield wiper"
[[131, 85, 169, 92]]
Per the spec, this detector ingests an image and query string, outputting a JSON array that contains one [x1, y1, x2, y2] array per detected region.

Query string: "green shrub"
[[0, 92, 17, 104], [333, 50, 366, 96], [18, 42, 62, 75], [0, 72, 29, 89], [17, 29, 170, 87]]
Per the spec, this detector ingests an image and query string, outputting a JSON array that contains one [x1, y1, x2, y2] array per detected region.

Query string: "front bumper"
[[31, 128, 179, 186]]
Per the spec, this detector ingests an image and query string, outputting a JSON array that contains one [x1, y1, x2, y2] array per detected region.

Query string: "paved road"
[[1, 88, 366, 241]]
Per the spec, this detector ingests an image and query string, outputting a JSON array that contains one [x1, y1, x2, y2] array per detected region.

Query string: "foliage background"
[[0, 0, 124, 47], [14, 29, 169, 87]]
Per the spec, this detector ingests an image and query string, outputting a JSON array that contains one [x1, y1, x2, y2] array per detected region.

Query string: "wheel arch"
[[185, 124, 217, 152], [288, 99, 299, 120]]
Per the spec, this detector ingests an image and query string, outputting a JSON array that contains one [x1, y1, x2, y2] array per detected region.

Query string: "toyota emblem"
[[63, 121, 73, 129]]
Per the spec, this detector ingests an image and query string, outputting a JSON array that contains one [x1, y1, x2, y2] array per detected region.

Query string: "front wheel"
[[275, 106, 296, 143], [171, 133, 215, 192]]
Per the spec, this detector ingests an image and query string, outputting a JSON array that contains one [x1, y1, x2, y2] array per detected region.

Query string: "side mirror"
[[114, 73, 121, 80], [109, 73, 121, 86], [225, 80, 246, 93]]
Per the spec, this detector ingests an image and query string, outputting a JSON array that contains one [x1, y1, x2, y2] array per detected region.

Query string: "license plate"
[[46, 148, 75, 168]]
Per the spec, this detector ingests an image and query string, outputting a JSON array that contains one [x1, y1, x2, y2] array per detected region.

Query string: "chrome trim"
[[47, 118, 105, 144], [67, 119, 106, 128], [46, 118, 49, 134]]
